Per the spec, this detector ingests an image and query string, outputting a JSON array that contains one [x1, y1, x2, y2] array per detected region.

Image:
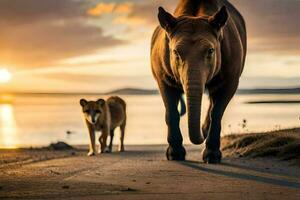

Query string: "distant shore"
[[246, 100, 300, 104], [1, 87, 300, 96]]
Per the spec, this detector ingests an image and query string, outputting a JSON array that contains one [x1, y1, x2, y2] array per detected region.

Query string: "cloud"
[[0, 20, 124, 68], [0, 0, 125, 69], [87, 3, 116, 16], [85, 0, 300, 55], [1, 0, 299, 71], [118, 3, 160, 26], [87, 2, 133, 16], [232, 0, 300, 37], [231, 0, 300, 54], [114, 2, 133, 14], [87, 2, 146, 26], [113, 15, 146, 26], [1, 0, 299, 92], [116, 0, 300, 54], [0, 0, 86, 25], [87, 1, 169, 26]]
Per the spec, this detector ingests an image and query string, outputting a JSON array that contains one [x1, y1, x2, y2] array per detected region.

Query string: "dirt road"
[[0, 145, 299, 200]]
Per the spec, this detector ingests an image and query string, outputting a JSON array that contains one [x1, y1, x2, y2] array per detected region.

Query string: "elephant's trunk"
[[185, 80, 205, 145]]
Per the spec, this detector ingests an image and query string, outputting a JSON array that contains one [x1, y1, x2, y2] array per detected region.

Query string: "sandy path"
[[0, 145, 300, 200]]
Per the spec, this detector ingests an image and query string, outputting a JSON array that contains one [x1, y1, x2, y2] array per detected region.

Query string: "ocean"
[[0, 93, 299, 148]]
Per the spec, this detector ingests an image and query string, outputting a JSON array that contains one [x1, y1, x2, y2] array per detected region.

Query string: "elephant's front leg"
[[159, 82, 186, 160], [203, 84, 237, 164]]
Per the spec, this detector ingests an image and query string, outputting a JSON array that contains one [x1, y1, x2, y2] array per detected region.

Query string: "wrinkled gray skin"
[[151, 0, 246, 163]]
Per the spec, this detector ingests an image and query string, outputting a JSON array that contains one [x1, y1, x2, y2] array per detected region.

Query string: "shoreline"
[[1, 126, 300, 150], [1, 128, 299, 167], [0, 129, 300, 199], [246, 100, 300, 104]]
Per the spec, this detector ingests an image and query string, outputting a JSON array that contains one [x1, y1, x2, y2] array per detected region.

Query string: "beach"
[[1, 129, 300, 200]]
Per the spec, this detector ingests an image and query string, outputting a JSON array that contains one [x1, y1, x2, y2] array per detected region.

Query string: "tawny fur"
[[80, 96, 127, 156]]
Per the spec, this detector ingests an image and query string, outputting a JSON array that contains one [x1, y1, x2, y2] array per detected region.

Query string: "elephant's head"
[[158, 6, 228, 144]]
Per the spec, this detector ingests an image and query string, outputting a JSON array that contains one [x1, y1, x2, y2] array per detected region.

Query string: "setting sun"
[[0, 69, 12, 83]]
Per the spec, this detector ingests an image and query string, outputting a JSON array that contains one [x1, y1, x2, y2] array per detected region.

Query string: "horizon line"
[[0, 87, 300, 96]]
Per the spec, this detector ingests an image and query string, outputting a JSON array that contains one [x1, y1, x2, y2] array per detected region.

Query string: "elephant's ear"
[[208, 6, 228, 30], [158, 7, 177, 33]]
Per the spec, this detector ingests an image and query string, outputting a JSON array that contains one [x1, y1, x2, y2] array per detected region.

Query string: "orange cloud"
[[87, 3, 115, 16], [114, 2, 132, 14], [113, 16, 145, 26], [87, 2, 146, 26], [87, 2, 132, 17]]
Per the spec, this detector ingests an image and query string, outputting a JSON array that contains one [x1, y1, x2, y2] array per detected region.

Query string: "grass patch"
[[221, 128, 300, 164]]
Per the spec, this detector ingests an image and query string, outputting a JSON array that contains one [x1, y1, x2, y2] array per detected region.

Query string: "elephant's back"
[[151, 26, 163, 53], [223, 0, 247, 52], [222, 0, 247, 62], [150, 25, 168, 79]]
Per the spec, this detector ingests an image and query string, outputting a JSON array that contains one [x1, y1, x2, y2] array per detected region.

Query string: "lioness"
[[80, 96, 127, 156]]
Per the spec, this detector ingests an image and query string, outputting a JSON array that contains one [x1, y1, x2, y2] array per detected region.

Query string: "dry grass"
[[221, 128, 300, 164]]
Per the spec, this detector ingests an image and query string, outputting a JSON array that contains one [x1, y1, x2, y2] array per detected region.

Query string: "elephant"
[[150, 0, 246, 163]]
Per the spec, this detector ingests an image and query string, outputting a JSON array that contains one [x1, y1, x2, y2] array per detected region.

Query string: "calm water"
[[0, 94, 299, 148]]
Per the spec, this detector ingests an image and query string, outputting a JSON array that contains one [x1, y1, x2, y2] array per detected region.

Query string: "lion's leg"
[[159, 82, 185, 161], [87, 124, 96, 156], [108, 129, 115, 153], [99, 129, 108, 153], [119, 120, 126, 152]]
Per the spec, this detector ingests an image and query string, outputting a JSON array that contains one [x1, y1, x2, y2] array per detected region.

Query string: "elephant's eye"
[[207, 48, 215, 58]]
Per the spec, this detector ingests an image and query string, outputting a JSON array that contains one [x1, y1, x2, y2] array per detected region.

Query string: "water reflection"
[[0, 94, 299, 148], [0, 104, 18, 148]]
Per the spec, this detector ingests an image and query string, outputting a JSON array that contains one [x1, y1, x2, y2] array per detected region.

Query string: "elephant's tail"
[[179, 95, 186, 117]]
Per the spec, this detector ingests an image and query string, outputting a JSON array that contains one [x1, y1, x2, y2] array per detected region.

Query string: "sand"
[[1, 130, 300, 200]]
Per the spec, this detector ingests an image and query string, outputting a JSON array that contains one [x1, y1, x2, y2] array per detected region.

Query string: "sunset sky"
[[0, 0, 299, 93]]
